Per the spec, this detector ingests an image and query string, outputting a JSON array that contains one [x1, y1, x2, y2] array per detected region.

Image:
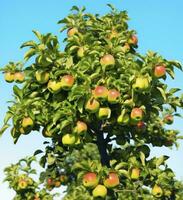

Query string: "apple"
[[75, 121, 87, 135], [47, 80, 62, 93], [62, 134, 76, 145], [67, 27, 78, 37], [92, 86, 108, 100], [83, 172, 99, 188], [22, 117, 34, 128], [85, 98, 100, 113], [108, 89, 120, 103], [132, 77, 150, 92], [98, 107, 111, 119], [60, 175, 68, 184], [121, 43, 130, 53], [104, 173, 120, 188], [123, 99, 134, 107], [100, 54, 115, 67], [117, 113, 130, 125], [47, 153, 56, 166], [77, 47, 85, 58], [14, 72, 25, 83], [35, 70, 49, 84], [92, 185, 107, 198], [154, 65, 166, 78], [4, 72, 14, 83], [47, 178, 54, 186], [42, 128, 53, 138], [131, 168, 140, 180], [128, 35, 138, 46], [136, 121, 146, 132], [18, 179, 28, 189], [60, 75, 74, 90], [54, 181, 61, 187], [152, 184, 163, 197], [130, 108, 143, 122], [164, 114, 174, 125]]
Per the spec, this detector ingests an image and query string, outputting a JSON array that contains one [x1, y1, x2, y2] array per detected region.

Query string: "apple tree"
[[1, 5, 183, 200]]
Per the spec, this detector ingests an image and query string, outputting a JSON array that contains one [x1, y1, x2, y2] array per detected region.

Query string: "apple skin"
[[47, 178, 54, 186], [35, 70, 49, 84], [98, 107, 111, 119], [60, 75, 74, 90], [154, 65, 166, 78], [47, 80, 62, 93], [85, 98, 100, 113], [136, 121, 146, 132], [77, 47, 85, 58], [92, 86, 108, 100], [75, 121, 87, 135], [4, 72, 14, 83], [92, 185, 107, 198], [131, 168, 140, 180], [54, 181, 61, 188], [130, 108, 143, 122], [104, 173, 120, 188], [132, 77, 150, 92], [100, 54, 115, 66], [128, 35, 138, 46], [60, 175, 68, 184], [164, 114, 174, 125], [18, 180, 28, 189], [67, 27, 78, 37], [62, 134, 76, 145], [152, 184, 163, 197], [22, 117, 34, 128], [108, 89, 120, 103], [14, 72, 25, 83], [117, 113, 130, 125], [83, 172, 99, 188]]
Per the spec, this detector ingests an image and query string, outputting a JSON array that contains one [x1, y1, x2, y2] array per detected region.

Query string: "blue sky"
[[0, 0, 183, 199]]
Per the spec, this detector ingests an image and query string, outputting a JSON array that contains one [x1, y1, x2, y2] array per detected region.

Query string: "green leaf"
[[20, 40, 36, 48], [0, 124, 10, 136], [32, 30, 42, 41], [157, 87, 166, 101], [4, 112, 13, 124], [155, 155, 169, 168], [13, 85, 23, 99], [140, 151, 146, 166], [24, 48, 36, 61], [34, 149, 43, 156]]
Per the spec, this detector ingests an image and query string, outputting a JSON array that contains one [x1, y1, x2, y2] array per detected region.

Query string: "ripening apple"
[[35, 70, 49, 84], [60, 75, 74, 90], [54, 181, 61, 188], [132, 77, 150, 92], [108, 89, 120, 103], [18, 179, 28, 189], [60, 175, 68, 184], [47, 178, 54, 186], [100, 54, 115, 66], [92, 185, 107, 198], [85, 98, 100, 113], [47, 80, 62, 93], [154, 65, 166, 78], [22, 117, 34, 128], [121, 43, 130, 53], [42, 128, 53, 138], [130, 108, 143, 122], [136, 121, 146, 132], [128, 35, 138, 46], [83, 172, 99, 188], [67, 27, 78, 37], [92, 86, 108, 100], [131, 168, 140, 180], [47, 153, 56, 166], [117, 113, 130, 125], [75, 121, 87, 135], [103, 172, 120, 188], [14, 72, 25, 83], [164, 114, 174, 125], [98, 107, 111, 119], [62, 134, 76, 145], [77, 47, 85, 58], [4, 72, 14, 83], [123, 99, 134, 107], [152, 184, 163, 197]]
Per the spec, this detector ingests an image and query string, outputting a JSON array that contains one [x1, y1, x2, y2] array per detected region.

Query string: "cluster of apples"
[[82, 172, 120, 198], [46, 174, 68, 190], [61, 121, 87, 145], [85, 86, 120, 119], [16, 174, 34, 191], [4, 71, 25, 83]]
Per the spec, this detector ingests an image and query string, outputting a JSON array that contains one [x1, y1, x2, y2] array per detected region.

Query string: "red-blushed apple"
[[100, 54, 115, 66], [92, 86, 108, 100], [164, 114, 174, 125], [22, 117, 34, 128], [75, 121, 87, 135], [14, 72, 25, 83], [152, 184, 163, 197], [4, 72, 14, 83], [130, 108, 143, 122], [83, 172, 99, 188], [62, 134, 76, 145], [98, 107, 111, 119], [108, 89, 120, 103], [103, 172, 120, 188], [132, 77, 150, 92], [35, 70, 49, 84], [131, 168, 140, 180], [67, 27, 78, 37], [128, 35, 138, 46], [60, 75, 74, 90], [92, 185, 107, 198], [47, 80, 62, 93], [136, 121, 146, 132], [47, 178, 54, 186], [85, 98, 100, 113], [154, 65, 166, 78]]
